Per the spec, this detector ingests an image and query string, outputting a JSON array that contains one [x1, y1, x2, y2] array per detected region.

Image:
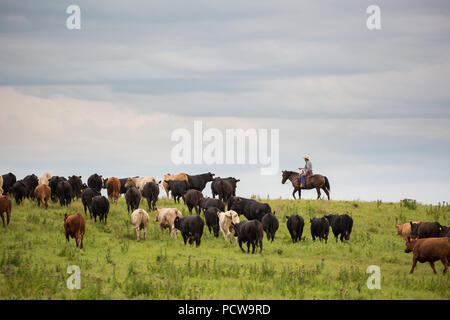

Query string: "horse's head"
[[281, 170, 289, 184]]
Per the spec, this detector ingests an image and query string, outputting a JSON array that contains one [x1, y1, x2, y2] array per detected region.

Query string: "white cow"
[[125, 177, 159, 194], [155, 208, 183, 239], [218, 210, 240, 243], [131, 209, 150, 241], [38, 172, 53, 186]]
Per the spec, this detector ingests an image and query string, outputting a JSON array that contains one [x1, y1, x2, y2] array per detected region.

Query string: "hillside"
[[0, 197, 449, 299]]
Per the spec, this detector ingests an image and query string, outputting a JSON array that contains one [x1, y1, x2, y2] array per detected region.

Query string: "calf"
[[325, 214, 353, 242], [261, 212, 279, 242], [87, 173, 103, 193], [184, 189, 204, 215], [155, 208, 183, 239], [286, 215, 304, 243], [131, 209, 150, 241], [204, 207, 220, 237], [411, 222, 442, 239], [0, 195, 12, 227], [81, 187, 100, 218], [395, 221, 423, 240], [165, 180, 189, 203], [105, 177, 121, 203], [310, 217, 330, 243], [125, 186, 141, 214], [405, 237, 450, 274], [142, 181, 159, 211], [91, 195, 110, 224], [34, 184, 51, 209], [200, 197, 225, 213], [228, 196, 272, 221], [232, 220, 264, 254], [174, 215, 205, 247], [218, 210, 240, 243], [64, 213, 86, 249], [68, 175, 83, 199]]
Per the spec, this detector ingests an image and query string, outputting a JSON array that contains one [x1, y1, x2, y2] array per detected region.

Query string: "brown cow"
[[0, 195, 12, 227], [395, 221, 423, 240], [64, 213, 86, 249], [34, 184, 51, 209], [106, 177, 120, 203], [162, 173, 188, 197], [405, 237, 450, 274]]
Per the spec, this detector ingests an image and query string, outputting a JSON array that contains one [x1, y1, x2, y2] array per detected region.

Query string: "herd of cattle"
[[0, 171, 449, 274]]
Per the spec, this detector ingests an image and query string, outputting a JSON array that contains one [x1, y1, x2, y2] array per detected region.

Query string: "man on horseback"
[[299, 155, 312, 188]]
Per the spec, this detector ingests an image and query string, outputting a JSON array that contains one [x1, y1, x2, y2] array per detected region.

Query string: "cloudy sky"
[[1, 1, 449, 204]]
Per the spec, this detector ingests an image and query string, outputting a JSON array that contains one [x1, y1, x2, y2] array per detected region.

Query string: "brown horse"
[[281, 170, 330, 200]]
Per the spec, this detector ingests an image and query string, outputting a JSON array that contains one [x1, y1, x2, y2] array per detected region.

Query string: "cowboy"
[[299, 155, 313, 188]]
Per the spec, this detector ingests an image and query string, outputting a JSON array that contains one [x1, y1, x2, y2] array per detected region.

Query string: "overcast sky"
[[1, 1, 449, 204]]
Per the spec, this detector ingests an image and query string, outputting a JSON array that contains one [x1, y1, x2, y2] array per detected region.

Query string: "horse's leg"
[[292, 188, 297, 200], [316, 187, 321, 200], [298, 189, 302, 200], [323, 187, 330, 200]]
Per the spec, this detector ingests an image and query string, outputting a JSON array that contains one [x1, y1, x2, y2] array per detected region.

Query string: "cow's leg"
[[196, 235, 201, 247], [259, 238, 263, 253], [246, 242, 251, 253], [1, 213, 5, 227], [251, 241, 256, 254], [410, 257, 418, 274], [440, 257, 448, 274], [429, 261, 437, 274], [182, 234, 187, 245], [239, 240, 245, 253], [135, 227, 140, 241]]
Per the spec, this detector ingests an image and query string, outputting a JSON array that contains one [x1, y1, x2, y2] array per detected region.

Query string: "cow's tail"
[[324, 177, 330, 192]]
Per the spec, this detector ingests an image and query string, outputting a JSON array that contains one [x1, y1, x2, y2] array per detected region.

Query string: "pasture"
[[0, 196, 449, 300]]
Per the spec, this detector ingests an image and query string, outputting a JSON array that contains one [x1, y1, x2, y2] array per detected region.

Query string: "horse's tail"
[[324, 177, 330, 191]]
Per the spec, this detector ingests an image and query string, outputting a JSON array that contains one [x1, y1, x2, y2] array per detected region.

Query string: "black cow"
[[55, 180, 73, 207], [10, 181, 27, 204], [1, 173, 17, 195], [211, 177, 240, 200], [174, 215, 205, 247], [439, 226, 450, 237], [91, 195, 110, 224], [142, 182, 159, 211], [310, 217, 330, 243], [68, 175, 83, 199], [261, 212, 279, 242], [81, 187, 100, 218], [87, 173, 103, 193], [286, 215, 304, 243], [228, 196, 272, 221], [22, 174, 38, 199], [184, 189, 204, 215], [411, 221, 443, 239], [204, 207, 220, 238], [125, 186, 141, 214], [165, 180, 189, 203], [325, 214, 353, 242], [187, 172, 215, 192], [232, 220, 264, 254], [48, 176, 67, 202], [200, 197, 225, 213]]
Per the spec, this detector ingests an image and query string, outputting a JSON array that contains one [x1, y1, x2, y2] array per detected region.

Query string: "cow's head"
[[404, 236, 416, 253], [410, 221, 420, 239]]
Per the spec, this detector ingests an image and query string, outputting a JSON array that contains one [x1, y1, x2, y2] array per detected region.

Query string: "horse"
[[281, 170, 330, 200]]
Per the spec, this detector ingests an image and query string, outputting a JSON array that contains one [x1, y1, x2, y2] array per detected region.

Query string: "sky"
[[1, 1, 450, 204]]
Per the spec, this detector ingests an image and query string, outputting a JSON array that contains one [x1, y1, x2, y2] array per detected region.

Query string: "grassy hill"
[[0, 196, 449, 300]]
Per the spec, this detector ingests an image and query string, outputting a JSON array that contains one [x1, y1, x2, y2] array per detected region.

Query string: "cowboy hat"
[[304, 155, 310, 160]]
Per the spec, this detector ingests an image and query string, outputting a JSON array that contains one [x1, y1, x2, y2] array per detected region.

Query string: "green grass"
[[0, 196, 449, 300]]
